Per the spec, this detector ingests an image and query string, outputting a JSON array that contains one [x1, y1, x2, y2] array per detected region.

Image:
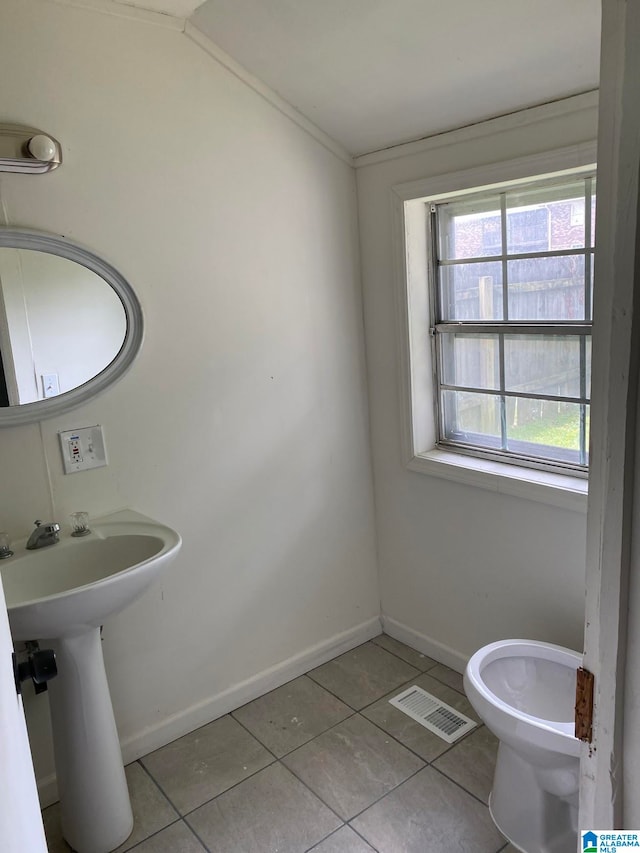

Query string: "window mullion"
[[498, 333, 507, 450], [439, 246, 591, 266], [436, 323, 590, 335], [500, 193, 509, 323], [580, 335, 587, 466]]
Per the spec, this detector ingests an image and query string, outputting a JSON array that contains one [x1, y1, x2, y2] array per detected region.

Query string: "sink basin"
[[1, 509, 181, 853], [2, 511, 181, 640]]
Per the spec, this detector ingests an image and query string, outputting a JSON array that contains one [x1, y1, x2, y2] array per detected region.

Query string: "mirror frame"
[[0, 228, 143, 426]]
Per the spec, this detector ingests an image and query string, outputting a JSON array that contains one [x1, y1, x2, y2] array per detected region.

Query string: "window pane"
[[504, 335, 583, 400], [506, 181, 587, 253], [440, 333, 500, 390], [438, 196, 502, 260], [506, 398, 582, 465], [507, 255, 586, 320], [507, 206, 550, 253], [441, 389, 501, 448], [591, 180, 597, 247], [586, 337, 592, 395], [585, 404, 591, 464], [587, 251, 594, 321], [439, 261, 503, 320]]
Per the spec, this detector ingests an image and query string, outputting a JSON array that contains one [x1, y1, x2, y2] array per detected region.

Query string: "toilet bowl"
[[463, 639, 582, 853]]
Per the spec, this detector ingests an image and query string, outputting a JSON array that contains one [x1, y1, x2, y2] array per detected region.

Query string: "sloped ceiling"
[[190, 0, 601, 156], [115, 0, 205, 16]]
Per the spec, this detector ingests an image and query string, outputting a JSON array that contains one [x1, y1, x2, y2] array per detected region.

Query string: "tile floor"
[[43, 635, 518, 853]]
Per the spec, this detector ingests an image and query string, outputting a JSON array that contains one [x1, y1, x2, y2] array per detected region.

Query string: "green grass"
[[509, 409, 589, 450]]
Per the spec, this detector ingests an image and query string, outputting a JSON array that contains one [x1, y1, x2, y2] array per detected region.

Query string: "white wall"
[[356, 97, 598, 665], [0, 0, 379, 797]]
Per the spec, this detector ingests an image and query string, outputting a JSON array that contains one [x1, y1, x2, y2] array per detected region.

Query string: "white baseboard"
[[381, 615, 468, 674], [36, 772, 58, 810], [37, 615, 382, 807]]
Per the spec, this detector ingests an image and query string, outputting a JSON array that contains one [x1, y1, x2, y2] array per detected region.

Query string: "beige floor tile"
[[39, 644, 510, 853], [130, 820, 206, 852], [429, 663, 466, 694], [309, 825, 376, 852], [42, 762, 178, 853], [141, 714, 273, 814], [187, 762, 340, 853], [351, 766, 504, 853], [371, 634, 438, 671], [282, 713, 424, 821], [308, 642, 420, 710], [361, 671, 480, 762], [432, 725, 499, 804], [232, 675, 352, 757]]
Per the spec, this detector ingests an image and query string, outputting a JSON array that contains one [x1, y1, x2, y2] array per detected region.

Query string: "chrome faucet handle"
[[33, 520, 59, 532], [0, 532, 13, 559]]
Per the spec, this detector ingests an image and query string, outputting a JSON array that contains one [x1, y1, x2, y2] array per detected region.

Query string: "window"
[[430, 173, 595, 474]]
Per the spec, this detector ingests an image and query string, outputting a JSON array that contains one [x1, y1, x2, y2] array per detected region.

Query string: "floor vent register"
[[388, 685, 477, 743]]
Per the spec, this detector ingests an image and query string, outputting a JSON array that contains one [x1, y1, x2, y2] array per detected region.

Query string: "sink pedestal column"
[[47, 628, 133, 853]]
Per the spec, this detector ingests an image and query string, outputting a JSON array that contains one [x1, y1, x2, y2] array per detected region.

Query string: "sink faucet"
[[26, 520, 60, 550]]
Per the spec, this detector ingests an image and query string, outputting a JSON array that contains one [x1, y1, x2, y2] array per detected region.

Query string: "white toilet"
[[463, 639, 582, 853]]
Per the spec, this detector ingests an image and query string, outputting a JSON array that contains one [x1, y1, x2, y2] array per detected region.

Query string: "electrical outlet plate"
[[58, 425, 107, 474]]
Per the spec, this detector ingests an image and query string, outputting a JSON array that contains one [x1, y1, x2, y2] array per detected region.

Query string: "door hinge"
[[575, 666, 594, 742]]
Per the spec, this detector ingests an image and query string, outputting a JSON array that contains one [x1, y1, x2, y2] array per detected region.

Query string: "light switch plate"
[[41, 373, 60, 398], [59, 425, 108, 474]]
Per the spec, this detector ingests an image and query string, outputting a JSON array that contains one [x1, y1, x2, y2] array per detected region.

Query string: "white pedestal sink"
[[0, 509, 181, 853]]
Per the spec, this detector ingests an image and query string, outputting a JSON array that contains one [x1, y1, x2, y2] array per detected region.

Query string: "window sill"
[[407, 449, 588, 512]]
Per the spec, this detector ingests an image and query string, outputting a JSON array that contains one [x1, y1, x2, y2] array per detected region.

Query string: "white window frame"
[[391, 143, 596, 512]]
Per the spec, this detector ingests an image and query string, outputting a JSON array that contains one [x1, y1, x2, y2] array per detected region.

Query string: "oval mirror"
[[0, 229, 143, 426]]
